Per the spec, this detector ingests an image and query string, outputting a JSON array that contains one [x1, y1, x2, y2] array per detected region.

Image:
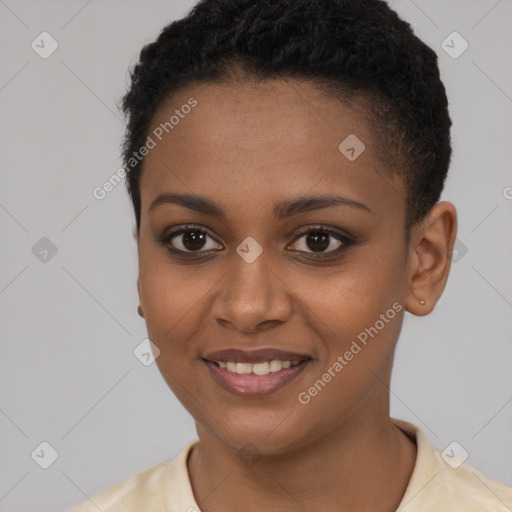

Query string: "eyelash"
[[157, 223, 354, 260]]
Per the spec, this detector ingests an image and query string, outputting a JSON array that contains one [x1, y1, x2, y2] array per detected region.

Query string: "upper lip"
[[203, 348, 312, 364]]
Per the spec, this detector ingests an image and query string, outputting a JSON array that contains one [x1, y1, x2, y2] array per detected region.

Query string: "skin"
[[135, 77, 457, 512]]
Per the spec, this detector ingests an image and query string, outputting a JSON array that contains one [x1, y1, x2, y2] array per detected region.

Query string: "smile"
[[202, 348, 313, 396], [214, 359, 302, 375]]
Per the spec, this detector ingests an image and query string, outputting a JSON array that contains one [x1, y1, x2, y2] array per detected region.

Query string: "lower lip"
[[204, 360, 311, 397]]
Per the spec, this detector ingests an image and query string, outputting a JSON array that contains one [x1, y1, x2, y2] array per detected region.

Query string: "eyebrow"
[[148, 192, 371, 219]]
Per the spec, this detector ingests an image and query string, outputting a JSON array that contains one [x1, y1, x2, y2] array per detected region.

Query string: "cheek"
[[139, 272, 206, 347], [138, 259, 207, 397], [296, 248, 406, 389], [137, 239, 211, 338], [306, 253, 404, 331], [293, 267, 404, 427]]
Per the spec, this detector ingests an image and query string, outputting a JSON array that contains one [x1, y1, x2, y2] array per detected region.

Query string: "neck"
[[187, 413, 417, 512]]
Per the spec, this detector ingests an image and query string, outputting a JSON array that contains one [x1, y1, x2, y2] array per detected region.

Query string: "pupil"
[[183, 231, 206, 251], [306, 231, 329, 252]]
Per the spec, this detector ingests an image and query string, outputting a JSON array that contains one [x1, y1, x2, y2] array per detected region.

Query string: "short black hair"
[[120, 0, 452, 232]]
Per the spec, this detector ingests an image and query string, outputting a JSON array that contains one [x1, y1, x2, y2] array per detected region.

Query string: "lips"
[[202, 348, 312, 396]]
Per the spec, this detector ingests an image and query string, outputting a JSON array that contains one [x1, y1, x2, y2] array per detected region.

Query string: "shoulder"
[[393, 418, 512, 511], [429, 447, 512, 511], [66, 442, 199, 512]]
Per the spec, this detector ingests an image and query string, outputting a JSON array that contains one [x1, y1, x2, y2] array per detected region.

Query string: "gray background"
[[1, 0, 511, 510]]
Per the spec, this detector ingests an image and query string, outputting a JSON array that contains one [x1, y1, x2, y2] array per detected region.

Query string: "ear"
[[133, 227, 144, 318], [137, 277, 144, 318], [405, 201, 457, 316]]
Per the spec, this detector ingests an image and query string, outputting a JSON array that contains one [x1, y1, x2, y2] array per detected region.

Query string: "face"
[[137, 78, 411, 454]]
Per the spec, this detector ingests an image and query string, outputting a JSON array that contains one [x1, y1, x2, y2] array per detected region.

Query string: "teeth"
[[215, 359, 304, 375], [270, 360, 283, 372], [236, 362, 252, 374], [252, 362, 270, 375]]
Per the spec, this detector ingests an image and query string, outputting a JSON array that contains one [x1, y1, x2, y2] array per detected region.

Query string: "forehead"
[[139, 78, 404, 217], [145, 78, 368, 167]]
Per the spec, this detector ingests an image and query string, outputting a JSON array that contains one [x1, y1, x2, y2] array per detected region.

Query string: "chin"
[[200, 411, 311, 456]]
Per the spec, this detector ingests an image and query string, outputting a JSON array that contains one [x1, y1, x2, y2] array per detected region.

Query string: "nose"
[[211, 251, 293, 333]]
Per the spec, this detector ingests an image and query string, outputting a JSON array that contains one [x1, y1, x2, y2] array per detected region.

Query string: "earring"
[[137, 305, 144, 317], [419, 299, 426, 305]]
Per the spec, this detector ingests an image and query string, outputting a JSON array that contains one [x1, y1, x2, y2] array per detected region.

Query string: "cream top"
[[68, 418, 512, 511]]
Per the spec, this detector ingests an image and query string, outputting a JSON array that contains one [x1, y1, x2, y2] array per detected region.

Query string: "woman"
[[70, 0, 512, 510]]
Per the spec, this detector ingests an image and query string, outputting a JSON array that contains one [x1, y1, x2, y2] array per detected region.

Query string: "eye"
[[160, 224, 223, 254], [288, 226, 353, 255], [158, 224, 353, 259]]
